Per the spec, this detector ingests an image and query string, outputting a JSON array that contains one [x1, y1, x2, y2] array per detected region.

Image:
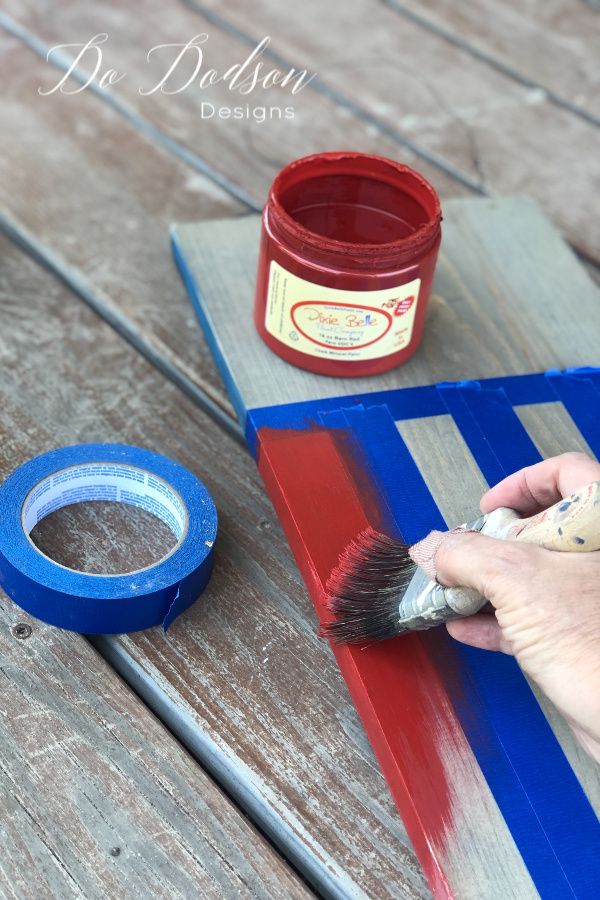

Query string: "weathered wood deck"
[[0, 2, 598, 897]]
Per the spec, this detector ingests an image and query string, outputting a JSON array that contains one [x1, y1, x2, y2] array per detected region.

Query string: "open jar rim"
[[265, 151, 442, 270]]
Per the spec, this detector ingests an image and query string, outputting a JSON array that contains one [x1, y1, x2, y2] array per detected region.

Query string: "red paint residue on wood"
[[257, 425, 465, 898]]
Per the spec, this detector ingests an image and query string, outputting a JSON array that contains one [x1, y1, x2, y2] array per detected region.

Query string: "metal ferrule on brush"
[[325, 482, 600, 644], [395, 516, 487, 632], [325, 516, 487, 642]]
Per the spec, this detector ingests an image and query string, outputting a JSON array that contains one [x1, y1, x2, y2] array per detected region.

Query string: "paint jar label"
[[265, 261, 420, 361]]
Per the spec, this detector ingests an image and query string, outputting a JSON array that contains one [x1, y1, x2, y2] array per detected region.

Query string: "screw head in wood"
[[12, 623, 32, 640], [110, 846, 121, 857]]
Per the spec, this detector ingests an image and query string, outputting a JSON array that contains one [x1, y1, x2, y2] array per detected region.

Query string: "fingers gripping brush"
[[324, 481, 600, 644]]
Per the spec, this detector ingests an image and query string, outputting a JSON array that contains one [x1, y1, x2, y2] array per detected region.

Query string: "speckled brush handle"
[[493, 480, 600, 549], [442, 480, 600, 618]]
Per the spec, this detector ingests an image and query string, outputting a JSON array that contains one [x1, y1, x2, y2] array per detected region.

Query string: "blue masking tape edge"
[[436, 383, 507, 486], [245, 371, 600, 893], [336, 401, 600, 898], [0, 444, 217, 634], [439, 382, 541, 483], [171, 229, 247, 427], [546, 370, 600, 455], [436, 384, 600, 897], [246, 372, 561, 456]]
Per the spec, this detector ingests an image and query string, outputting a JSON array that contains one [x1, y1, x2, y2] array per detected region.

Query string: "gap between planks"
[[179, 0, 600, 270], [0, 7, 485, 199], [381, 0, 600, 129], [5, 6, 597, 278], [88, 634, 360, 900], [0, 598, 314, 899], [0, 234, 384, 900], [81, 635, 323, 900], [9, 6, 598, 893], [179, 0, 487, 195], [0, 211, 245, 447], [0, 11, 261, 214]]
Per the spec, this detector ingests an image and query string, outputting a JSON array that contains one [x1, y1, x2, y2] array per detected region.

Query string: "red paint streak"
[[257, 425, 466, 899]]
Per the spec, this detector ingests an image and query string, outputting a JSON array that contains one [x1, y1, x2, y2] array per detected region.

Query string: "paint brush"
[[324, 480, 600, 643]]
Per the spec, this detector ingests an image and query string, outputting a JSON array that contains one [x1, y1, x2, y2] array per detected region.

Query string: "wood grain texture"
[[388, 0, 600, 120], [196, 0, 600, 259], [396, 426, 546, 898], [0, 238, 313, 896], [0, 599, 311, 900], [0, 29, 243, 416], [254, 424, 538, 899], [2, 0, 471, 204], [0, 6, 467, 418], [173, 196, 600, 896], [1, 2, 598, 896], [173, 197, 600, 412], [0, 238, 429, 897], [4, 0, 597, 420]]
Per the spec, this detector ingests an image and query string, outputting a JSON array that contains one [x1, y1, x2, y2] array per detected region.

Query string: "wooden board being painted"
[[172, 197, 600, 416], [172, 198, 600, 899]]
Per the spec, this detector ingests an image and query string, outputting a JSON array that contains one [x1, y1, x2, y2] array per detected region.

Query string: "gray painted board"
[[171, 195, 600, 897], [172, 196, 600, 416]]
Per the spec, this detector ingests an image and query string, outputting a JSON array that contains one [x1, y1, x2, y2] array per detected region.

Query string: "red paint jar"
[[254, 152, 442, 377]]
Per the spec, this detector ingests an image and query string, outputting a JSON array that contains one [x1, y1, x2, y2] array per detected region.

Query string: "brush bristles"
[[323, 526, 416, 643]]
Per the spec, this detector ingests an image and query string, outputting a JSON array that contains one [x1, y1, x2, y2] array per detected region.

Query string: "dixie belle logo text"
[[38, 33, 316, 121]]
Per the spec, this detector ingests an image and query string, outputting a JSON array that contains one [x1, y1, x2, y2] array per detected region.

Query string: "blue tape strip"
[[246, 385, 446, 457], [546, 370, 600, 455], [326, 405, 444, 542], [246, 372, 565, 458], [452, 645, 600, 899], [336, 400, 600, 898], [177, 231, 600, 888], [436, 383, 508, 486], [245, 369, 600, 894], [317, 406, 408, 540], [439, 382, 541, 483], [442, 384, 600, 896], [171, 229, 247, 425], [0, 444, 217, 634]]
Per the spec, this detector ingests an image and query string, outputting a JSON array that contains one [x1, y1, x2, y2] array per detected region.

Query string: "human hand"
[[433, 452, 600, 763]]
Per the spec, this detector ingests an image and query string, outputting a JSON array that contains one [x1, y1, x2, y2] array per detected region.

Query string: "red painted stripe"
[[257, 426, 465, 898]]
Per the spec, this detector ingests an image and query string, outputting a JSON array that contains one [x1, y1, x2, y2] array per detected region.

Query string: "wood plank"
[[513, 401, 600, 812], [10, 0, 600, 447], [172, 197, 600, 412], [1, 3, 596, 892], [2, 2, 596, 425], [257, 424, 539, 899], [172, 196, 600, 896], [0, 27, 244, 417], [0, 243, 312, 897], [193, 0, 600, 260], [0, 601, 311, 900], [0, 11, 468, 421], [0, 239, 429, 896], [386, 0, 600, 121], [1, 0, 470, 204]]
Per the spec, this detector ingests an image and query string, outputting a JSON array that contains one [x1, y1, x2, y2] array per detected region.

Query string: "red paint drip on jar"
[[254, 151, 442, 377]]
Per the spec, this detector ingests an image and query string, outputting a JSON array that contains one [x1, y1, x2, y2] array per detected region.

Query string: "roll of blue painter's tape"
[[0, 444, 217, 634]]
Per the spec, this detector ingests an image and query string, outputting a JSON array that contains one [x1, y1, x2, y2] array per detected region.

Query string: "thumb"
[[426, 530, 543, 606]]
